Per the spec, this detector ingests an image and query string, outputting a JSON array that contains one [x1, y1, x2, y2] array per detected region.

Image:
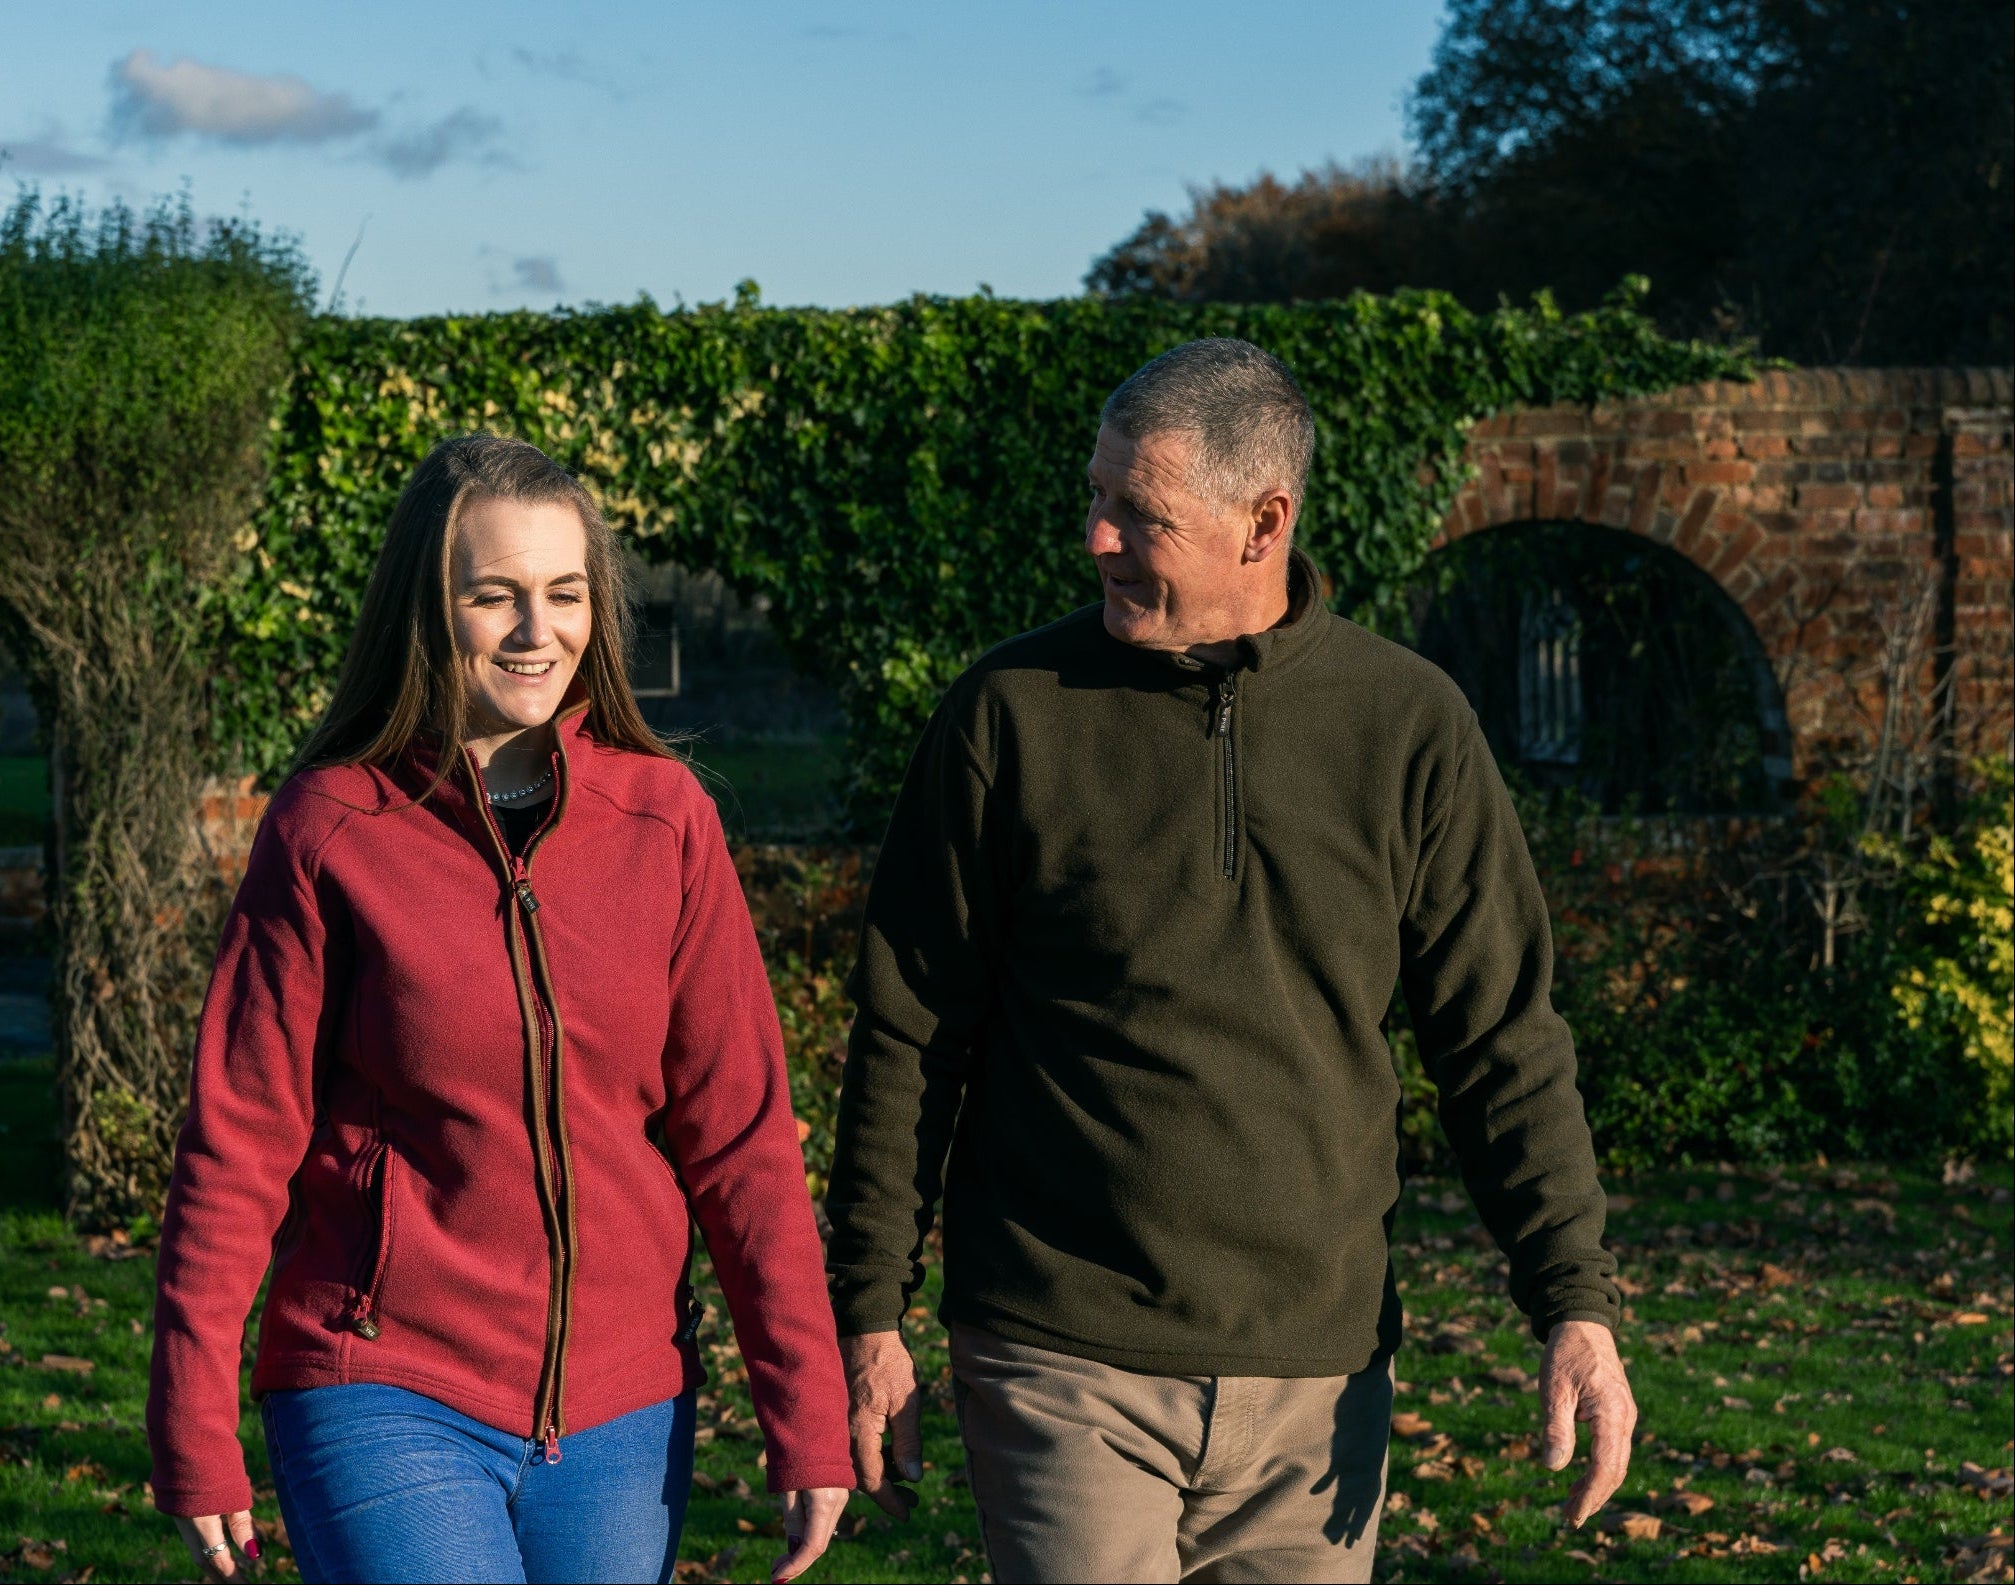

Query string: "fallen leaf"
[[1956, 1464, 2014, 1499], [40, 1393, 61, 1411], [1503, 1437, 1533, 1461], [1391, 1411, 1434, 1439], [1722, 1395, 1752, 1411], [1758, 1262, 1797, 1291], [794, 1118, 812, 1143], [1431, 1330, 1486, 1356], [1414, 1458, 1456, 1481], [1821, 1447, 1857, 1463], [1944, 1526, 2011, 1583], [1565, 1548, 1601, 1564], [1609, 1512, 1663, 1541], [1953, 1312, 1990, 1325], [38, 1355, 95, 1375], [1413, 1433, 1454, 1459], [1658, 1490, 1716, 1516], [1469, 1512, 1494, 1534]]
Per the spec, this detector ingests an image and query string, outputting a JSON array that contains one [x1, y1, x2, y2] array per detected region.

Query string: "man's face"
[[1084, 424, 1250, 652]]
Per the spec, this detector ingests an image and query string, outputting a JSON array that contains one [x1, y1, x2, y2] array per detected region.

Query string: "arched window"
[[1517, 588, 1583, 765]]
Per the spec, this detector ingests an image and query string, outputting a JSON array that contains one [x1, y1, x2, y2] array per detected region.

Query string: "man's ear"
[[1243, 488, 1295, 565]]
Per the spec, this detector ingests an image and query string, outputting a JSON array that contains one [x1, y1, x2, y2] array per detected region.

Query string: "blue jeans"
[[262, 1384, 696, 1584]]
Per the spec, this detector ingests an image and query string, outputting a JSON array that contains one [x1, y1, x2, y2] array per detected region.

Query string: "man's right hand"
[[840, 1330, 923, 1519]]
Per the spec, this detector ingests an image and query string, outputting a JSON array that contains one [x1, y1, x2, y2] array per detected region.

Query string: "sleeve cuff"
[[828, 1281, 907, 1338], [1531, 1306, 1619, 1343], [763, 1458, 859, 1495], [148, 1474, 255, 1519]]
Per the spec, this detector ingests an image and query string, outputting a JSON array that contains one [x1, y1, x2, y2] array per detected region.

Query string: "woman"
[[146, 435, 853, 1584]]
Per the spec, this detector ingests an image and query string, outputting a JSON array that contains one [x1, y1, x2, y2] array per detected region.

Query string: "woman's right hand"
[[172, 1512, 260, 1580]]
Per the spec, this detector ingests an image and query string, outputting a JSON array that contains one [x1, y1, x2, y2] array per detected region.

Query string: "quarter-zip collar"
[[1094, 548, 1332, 685]]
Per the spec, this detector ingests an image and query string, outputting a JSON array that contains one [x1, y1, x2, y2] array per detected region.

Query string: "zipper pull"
[[1216, 679, 1235, 738], [349, 1297, 380, 1341], [516, 881, 540, 915], [542, 1428, 562, 1464]]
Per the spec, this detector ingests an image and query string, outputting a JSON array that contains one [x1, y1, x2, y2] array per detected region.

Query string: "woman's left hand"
[[771, 1486, 849, 1583]]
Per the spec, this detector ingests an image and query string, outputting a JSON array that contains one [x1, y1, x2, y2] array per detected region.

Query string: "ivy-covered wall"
[[222, 284, 1752, 819]]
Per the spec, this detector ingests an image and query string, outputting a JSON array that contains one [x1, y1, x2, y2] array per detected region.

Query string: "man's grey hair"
[[1100, 338, 1316, 513]]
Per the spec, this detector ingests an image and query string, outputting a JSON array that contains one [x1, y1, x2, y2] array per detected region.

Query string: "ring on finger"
[[201, 1542, 232, 1557]]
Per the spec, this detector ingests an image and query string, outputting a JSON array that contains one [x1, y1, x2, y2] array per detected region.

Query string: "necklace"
[[485, 766, 553, 805]]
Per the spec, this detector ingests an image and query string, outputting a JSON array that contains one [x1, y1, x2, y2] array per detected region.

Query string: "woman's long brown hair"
[[292, 433, 672, 785]]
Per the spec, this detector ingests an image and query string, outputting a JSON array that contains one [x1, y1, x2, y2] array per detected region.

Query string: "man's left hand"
[[1536, 1318, 1637, 1527]]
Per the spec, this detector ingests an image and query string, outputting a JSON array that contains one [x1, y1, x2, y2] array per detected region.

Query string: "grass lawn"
[[1, 1050, 2008, 1583]]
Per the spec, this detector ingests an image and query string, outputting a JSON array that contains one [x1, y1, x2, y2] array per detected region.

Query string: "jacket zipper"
[[1215, 673, 1238, 879], [469, 732, 576, 1464], [347, 1138, 393, 1340]]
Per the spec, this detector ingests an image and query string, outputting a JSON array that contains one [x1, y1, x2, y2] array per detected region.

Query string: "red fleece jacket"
[[146, 707, 854, 1517]]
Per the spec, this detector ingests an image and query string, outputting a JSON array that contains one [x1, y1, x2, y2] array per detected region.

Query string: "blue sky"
[[2, 3, 1446, 317]]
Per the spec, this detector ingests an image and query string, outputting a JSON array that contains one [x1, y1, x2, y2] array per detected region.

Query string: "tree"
[[0, 192, 310, 1222], [1084, 161, 1448, 305], [1090, 0, 2014, 365]]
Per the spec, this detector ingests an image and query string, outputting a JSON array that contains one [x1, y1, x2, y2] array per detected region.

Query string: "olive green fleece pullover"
[[825, 553, 1618, 1377]]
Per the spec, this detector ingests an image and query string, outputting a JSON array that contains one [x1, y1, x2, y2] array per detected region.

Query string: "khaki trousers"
[[950, 1325, 1391, 1584]]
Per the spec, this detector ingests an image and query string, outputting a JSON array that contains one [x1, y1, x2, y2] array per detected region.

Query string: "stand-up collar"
[[1235, 548, 1331, 674], [1101, 546, 1334, 680], [384, 687, 595, 833]]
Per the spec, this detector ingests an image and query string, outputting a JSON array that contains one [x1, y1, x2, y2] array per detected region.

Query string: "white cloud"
[[109, 49, 377, 145], [377, 108, 508, 179]]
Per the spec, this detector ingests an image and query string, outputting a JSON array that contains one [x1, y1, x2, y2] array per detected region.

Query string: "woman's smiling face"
[[450, 494, 592, 740]]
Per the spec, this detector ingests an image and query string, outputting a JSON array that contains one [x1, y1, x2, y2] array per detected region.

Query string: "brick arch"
[[1429, 513, 1797, 794], [1439, 395, 1800, 656], [1432, 369, 2014, 785]]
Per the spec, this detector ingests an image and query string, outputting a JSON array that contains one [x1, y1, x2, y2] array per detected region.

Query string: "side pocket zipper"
[[348, 1141, 396, 1341]]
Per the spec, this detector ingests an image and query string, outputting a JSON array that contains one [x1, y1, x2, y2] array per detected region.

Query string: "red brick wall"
[[1440, 367, 2015, 785]]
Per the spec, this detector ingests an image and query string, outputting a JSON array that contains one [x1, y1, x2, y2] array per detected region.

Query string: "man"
[[826, 338, 1634, 1583]]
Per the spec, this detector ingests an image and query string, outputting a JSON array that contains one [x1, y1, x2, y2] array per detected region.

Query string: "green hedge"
[[222, 281, 1752, 821]]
